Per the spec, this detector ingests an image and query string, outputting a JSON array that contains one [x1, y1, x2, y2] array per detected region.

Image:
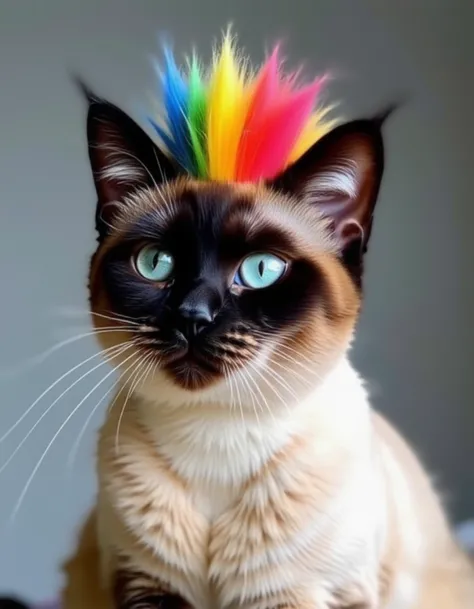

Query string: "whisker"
[[245, 358, 292, 415], [236, 366, 263, 423], [232, 361, 264, 430], [225, 362, 245, 427], [250, 330, 315, 365], [103, 353, 149, 422], [0, 327, 138, 379], [97, 309, 143, 324], [241, 362, 277, 423], [269, 346, 323, 382], [230, 363, 247, 427], [114, 351, 156, 454], [270, 356, 315, 387], [270, 342, 318, 366], [223, 362, 236, 414], [141, 351, 158, 387], [0, 341, 135, 446], [66, 351, 146, 470], [259, 362, 300, 402], [153, 147, 166, 184], [0, 342, 135, 477], [66, 382, 117, 471], [9, 349, 138, 524], [56, 307, 141, 327], [249, 330, 323, 381]]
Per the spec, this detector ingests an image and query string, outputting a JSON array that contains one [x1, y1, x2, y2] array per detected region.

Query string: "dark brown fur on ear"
[[73, 75, 99, 104], [76, 78, 179, 239], [269, 110, 396, 286], [372, 101, 401, 126]]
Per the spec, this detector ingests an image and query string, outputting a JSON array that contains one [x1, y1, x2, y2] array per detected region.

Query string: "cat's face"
[[84, 88, 386, 405]]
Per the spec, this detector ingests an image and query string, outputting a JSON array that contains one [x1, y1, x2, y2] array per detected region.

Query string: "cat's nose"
[[178, 302, 214, 337], [177, 283, 220, 338]]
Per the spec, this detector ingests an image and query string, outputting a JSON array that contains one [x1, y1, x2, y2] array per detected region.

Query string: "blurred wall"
[[0, 0, 472, 602]]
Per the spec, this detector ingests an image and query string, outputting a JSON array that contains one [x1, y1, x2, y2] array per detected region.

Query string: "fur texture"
[[61, 87, 474, 608]]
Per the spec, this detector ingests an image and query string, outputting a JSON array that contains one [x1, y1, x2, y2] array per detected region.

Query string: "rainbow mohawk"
[[150, 33, 337, 182]]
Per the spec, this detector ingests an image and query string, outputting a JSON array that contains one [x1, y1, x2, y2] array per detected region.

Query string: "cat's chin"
[[163, 355, 223, 391]]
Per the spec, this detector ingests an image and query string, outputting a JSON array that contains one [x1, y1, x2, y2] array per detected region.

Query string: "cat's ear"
[[77, 80, 178, 237], [271, 110, 393, 279]]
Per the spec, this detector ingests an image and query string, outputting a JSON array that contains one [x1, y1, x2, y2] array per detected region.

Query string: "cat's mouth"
[[156, 334, 222, 389], [136, 327, 251, 390], [163, 345, 216, 369]]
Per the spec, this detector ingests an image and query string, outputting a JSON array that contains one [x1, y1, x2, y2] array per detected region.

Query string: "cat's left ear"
[[76, 79, 179, 238], [271, 111, 393, 278]]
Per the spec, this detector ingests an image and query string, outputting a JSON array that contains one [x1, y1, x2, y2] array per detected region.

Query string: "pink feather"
[[238, 78, 324, 181]]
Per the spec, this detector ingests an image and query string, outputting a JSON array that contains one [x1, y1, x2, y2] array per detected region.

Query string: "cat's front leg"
[[238, 589, 376, 609], [114, 567, 193, 609], [242, 574, 379, 609]]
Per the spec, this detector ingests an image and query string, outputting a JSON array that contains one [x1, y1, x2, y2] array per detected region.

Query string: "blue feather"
[[148, 118, 175, 156], [151, 46, 194, 173]]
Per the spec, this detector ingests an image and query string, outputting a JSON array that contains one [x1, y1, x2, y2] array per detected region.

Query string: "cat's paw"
[[114, 569, 193, 609], [328, 574, 379, 608], [116, 594, 192, 609]]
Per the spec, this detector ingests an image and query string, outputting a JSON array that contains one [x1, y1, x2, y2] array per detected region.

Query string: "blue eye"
[[135, 246, 174, 282], [236, 253, 287, 289]]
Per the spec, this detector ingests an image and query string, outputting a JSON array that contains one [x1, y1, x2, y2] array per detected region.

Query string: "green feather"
[[187, 56, 208, 178]]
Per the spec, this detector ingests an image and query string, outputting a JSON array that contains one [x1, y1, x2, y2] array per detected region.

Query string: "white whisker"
[[0, 341, 135, 446], [260, 362, 300, 402], [271, 356, 314, 387], [241, 362, 277, 423], [251, 330, 315, 365], [236, 366, 262, 422], [223, 363, 236, 414], [56, 307, 141, 327], [9, 349, 138, 524], [66, 382, 116, 471], [114, 351, 156, 454], [225, 363, 245, 427], [0, 342, 135, 477], [246, 358, 292, 415], [231, 364, 247, 426], [66, 351, 146, 470], [0, 327, 138, 380]]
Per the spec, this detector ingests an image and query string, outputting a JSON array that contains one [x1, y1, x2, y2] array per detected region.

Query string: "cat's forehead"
[[111, 179, 337, 256], [120, 179, 261, 228]]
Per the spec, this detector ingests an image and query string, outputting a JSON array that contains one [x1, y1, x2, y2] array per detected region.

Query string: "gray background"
[[0, 0, 472, 603]]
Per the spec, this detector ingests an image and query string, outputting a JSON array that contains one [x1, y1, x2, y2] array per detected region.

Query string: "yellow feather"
[[288, 105, 339, 165], [207, 33, 249, 181]]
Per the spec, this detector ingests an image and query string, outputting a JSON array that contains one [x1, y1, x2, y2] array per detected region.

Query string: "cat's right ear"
[[76, 79, 179, 237]]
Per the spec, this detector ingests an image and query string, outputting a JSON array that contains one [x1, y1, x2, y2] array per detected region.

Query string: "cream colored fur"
[[62, 354, 474, 608]]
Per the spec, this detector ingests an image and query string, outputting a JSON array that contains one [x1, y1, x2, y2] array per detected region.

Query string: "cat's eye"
[[236, 253, 287, 289], [135, 246, 174, 282]]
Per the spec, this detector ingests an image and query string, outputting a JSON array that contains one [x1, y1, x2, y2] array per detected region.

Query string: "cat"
[[62, 86, 474, 609]]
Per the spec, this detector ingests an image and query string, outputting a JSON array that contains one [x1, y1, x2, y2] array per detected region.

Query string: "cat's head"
[[84, 88, 388, 408]]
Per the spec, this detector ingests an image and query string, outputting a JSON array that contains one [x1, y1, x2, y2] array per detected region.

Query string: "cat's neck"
[[134, 356, 371, 490]]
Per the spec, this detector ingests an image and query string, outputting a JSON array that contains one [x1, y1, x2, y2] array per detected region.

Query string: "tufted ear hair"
[[76, 79, 179, 238], [270, 108, 395, 283]]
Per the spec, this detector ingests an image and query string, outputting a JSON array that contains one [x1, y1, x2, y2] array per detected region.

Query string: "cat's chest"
[[187, 478, 241, 522], [109, 397, 380, 609], [146, 407, 294, 520]]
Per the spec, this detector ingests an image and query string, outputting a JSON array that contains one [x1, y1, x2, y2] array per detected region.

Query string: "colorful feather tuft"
[[187, 54, 208, 178], [150, 32, 337, 182]]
